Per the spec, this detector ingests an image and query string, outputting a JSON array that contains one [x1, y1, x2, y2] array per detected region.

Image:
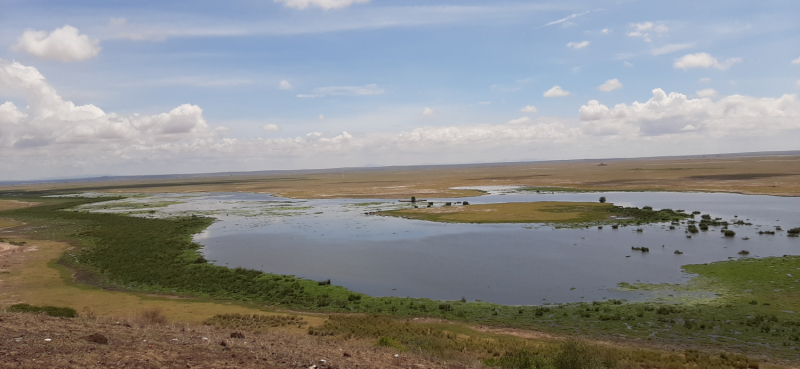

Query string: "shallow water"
[[80, 189, 800, 305]]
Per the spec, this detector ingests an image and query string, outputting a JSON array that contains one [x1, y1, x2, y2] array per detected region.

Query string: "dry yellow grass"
[[3, 153, 798, 199], [0, 237, 324, 327], [0, 199, 40, 211], [382, 202, 614, 223]]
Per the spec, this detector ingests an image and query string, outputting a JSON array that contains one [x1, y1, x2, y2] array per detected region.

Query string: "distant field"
[[2, 153, 799, 199]]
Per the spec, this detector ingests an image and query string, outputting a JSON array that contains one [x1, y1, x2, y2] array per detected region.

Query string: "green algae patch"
[[378, 201, 691, 226]]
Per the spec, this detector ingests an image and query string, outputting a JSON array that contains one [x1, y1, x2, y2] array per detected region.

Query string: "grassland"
[[378, 202, 690, 225], [2, 195, 800, 365], [2, 153, 798, 198]]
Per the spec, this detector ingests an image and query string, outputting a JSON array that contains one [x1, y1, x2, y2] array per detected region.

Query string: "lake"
[[78, 188, 800, 305]]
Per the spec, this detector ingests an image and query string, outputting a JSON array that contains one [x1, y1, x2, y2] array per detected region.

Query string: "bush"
[[552, 339, 607, 369], [723, 230, 736, 237], [599, 197, 606, 204], [139, 308, 168, 325], [7, 303, 77, 318]]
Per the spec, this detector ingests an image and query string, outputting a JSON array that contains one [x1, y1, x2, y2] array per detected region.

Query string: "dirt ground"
[[2, 154, 798, 199], [0, 311, 474, 369]]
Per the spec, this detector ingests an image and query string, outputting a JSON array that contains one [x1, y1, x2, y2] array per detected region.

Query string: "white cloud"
[[13, 25, 101, 62], [543, 11, 590, 27], [797, 80, 800, 87], [520, 105, 538, 113], [4, 61, 800, 181], [110, 18, 127, 26], [318, 114, 325, 120], [543, 85, 570, 97], [699, 77, 711, 83], [297, 94, 323, 98], [566, 41, 590, 50], [627, 22, 668, 41], [314, 84, 384, 96], [696, 88, 717, 98], [598, 79, 623, 92], [623, 61, 634, 67], [793, 56, 800, 65], [578, 88, 800, 136], [651, 43, 695, 56], [673, 53, 741, 70], [279, 80, 293, 90], [274, 0, 369, 10], [507, 117, 531, 125], [422, 107, 434, 116], [0, 60, 215, 150], [263, 124, 281, 131], [601, 28, 610, 34], [478, 101, 491, 105]]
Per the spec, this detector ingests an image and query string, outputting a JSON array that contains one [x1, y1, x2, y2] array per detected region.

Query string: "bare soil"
[[0, 311, 476, 369]]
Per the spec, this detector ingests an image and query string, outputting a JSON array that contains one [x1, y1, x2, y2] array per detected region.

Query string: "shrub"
[[7, 303, 77, 318], [139, 308, 168, 325], [599, 197, 606, 203], [552, 339, 607, 369], [724, 230, 736, 237]]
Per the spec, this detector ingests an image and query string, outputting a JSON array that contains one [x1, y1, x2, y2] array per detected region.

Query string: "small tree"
[[599, 196, 606, 203], [411, 196, 416, 203]]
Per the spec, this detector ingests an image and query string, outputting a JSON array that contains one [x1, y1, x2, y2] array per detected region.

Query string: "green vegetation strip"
[[378, 202, 691, 226], [2, 195, 800, 359], [7, 303, 78, 317]]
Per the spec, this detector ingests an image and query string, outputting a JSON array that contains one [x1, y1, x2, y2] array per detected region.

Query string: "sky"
[[0, 0, 799, 180]]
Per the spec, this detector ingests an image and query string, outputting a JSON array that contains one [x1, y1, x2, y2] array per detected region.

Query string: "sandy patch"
[[0, 200, 40, 211]]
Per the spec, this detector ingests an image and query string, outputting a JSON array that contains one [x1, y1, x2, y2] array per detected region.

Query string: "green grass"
[[7, 303, 78, 317]]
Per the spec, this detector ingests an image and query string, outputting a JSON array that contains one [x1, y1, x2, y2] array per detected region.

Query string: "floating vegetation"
[[723, 230, 736, 237], [788, 228, 800, 237], [631, 246, 650, 252], [674, 250, 683, 255], [738, 250, 750, 256], [758, 230, 775, 235]]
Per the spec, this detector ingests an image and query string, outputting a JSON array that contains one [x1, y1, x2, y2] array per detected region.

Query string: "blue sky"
[[1, 0, 799, 180]]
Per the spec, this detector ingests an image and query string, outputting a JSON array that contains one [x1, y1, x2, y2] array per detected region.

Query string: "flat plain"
[[3, 153, 800, 198]]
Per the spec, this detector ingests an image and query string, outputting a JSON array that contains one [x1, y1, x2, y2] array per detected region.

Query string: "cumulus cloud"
[[520, 105, 538, 113], [13, 25, 101, 62], [507, 117, 531, 125], [4, 60, 800, 181], [422, 107, 434, 116], [627, 22, 668, 41], [0, 60, 215, 150], [578, 88, 800, 136], [651, 43, 695, 56], [598, 79, 622, 92], [699, 77, 711, 83], [279, 80, 293, 90], [566, 41, 590, 50], [793, 56, 800, 65], [314, 84, 384, 96], [263, 124, 281, 131], [274, 0, 369, 10], [696, 88, 717, 98], [601, 28, 610, 34], [674, 53, 741, 70], [544, 85, 570, 97]]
